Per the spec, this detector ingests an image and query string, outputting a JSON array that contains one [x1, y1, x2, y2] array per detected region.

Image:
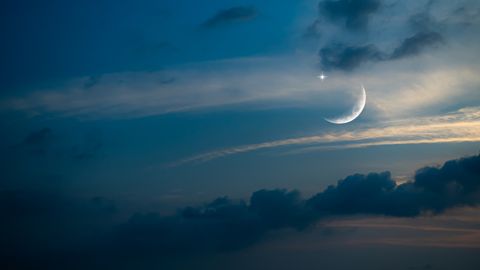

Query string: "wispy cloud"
[[2, 51, 479, 120], [172, 107, 480, 166]]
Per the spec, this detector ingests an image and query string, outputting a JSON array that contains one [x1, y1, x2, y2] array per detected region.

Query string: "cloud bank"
[[3, 153, 480, 268]]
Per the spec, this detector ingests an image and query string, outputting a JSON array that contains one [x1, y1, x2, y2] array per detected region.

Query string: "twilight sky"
[[1, 1, 480, 269]]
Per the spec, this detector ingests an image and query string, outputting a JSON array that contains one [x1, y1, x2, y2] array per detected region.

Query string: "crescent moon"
[[324, 85, 367, 124]]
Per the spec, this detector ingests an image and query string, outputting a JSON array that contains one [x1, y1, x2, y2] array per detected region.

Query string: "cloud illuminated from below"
[[171, 107, 480, 166]]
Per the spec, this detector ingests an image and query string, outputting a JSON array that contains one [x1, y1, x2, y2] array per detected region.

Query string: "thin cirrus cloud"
[[2, 53, 479, 120], [172, 107, 480, 166]]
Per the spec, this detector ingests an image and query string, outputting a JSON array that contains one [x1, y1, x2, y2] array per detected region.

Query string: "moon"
[[324, 85, 367, 124]]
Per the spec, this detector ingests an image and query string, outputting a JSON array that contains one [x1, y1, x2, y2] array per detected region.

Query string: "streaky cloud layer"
[[172, 107, 480, 166]]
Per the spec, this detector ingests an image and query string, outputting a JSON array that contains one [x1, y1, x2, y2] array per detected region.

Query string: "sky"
[[1, 0, 480, 269]]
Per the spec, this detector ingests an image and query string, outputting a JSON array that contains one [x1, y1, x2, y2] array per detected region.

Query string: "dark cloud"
[[2, 153, 480, 268], [319, 0, 381, 30], [319, 43, 385, 70], [202, 6, 257, 28], [391, 31, 444, 59], [313, 0, 448, 71], [308, 172, 398, 215], [96, 153, 480, 255], [319, 31, 444, 70], [109, 190, 314, 257]]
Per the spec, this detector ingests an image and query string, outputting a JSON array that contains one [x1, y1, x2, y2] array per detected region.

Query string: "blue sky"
[[1, 0, 480, 269]]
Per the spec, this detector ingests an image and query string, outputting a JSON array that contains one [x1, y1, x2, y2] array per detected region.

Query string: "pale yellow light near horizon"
[[171, 107, 480, 166]]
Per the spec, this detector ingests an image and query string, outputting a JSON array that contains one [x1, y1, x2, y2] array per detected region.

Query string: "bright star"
[[318, 72, 327, 81]]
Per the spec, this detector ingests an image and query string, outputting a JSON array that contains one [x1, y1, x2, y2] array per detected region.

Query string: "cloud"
[[308, 153, 480, 217], [3, 153, 480, 268], [0, 57, 329, 119], [172, 107, 480, 165], [311, 0, 476, 71], [110, 190, 312, 256], [3, 52, 478, 120], [319, 0, 381, 30], [391, 31, 444, 59], [319, 43, 385, 71], [201, 6, 257, 28], [318, 31, 445, 71], [125, 153, 480, 254]]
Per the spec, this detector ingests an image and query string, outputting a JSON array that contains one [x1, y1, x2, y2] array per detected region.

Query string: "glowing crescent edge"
[[324, 85, 366, 124]]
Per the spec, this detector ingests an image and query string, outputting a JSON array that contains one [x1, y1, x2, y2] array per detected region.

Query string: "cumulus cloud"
[[3, 153, 480, 268], [201, 6, 257, 28], [308, 153, 480, 217], [111, 153, 480, 255]]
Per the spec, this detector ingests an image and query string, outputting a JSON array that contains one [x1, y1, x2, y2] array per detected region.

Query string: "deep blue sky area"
[[1, 1, 480, 269], [0, 0, 301, 93]]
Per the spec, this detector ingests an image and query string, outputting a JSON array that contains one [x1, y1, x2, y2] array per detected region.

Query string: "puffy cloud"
[[2, 153, 480, 268], [98, 153, 480, 256], [309, 154, 480, 217]]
